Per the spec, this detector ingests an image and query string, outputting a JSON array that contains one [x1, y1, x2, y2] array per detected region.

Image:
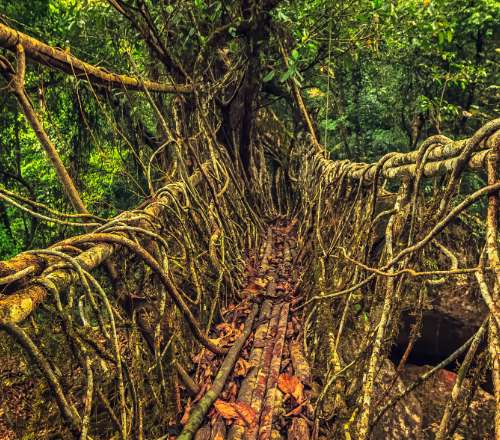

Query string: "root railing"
[[291, 118, 499, 439], [0, 152, 261, 438], [0, 22, 193, 93]]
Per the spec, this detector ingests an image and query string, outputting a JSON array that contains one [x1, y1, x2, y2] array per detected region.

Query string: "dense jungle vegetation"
[[0, 0, 497, 259]]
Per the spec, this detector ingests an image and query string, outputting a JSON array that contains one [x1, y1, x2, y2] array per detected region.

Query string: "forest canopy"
[[0, 0, 498, 259]]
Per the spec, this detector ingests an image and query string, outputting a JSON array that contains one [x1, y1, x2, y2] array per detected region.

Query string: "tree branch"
[[0, 22, 193, 93]]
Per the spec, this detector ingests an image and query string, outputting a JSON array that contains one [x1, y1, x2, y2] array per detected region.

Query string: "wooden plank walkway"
[[178, 222, 312, 440]]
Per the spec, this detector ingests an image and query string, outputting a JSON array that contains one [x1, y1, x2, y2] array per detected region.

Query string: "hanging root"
[[0, 110, 498, 438], [290, 119, 500, 438]]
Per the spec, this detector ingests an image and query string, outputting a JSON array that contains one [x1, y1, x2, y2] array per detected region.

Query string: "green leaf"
[[280, 66, 296, 83], [276, 10, 289, 21], [320, 119, 338, 131], [262, 71, 275, 82], [438, 31, 445, 45]]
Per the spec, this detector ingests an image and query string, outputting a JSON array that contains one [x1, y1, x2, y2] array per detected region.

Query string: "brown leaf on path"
[[234, 358, 252, 377], [203, 365, 214, 380], [276, 281, 291, 291], [225, 381, 239, 401], [208, 337, 224, 347], [216, 322, 235, 335], [293, 381, 304, 403], [278, 373, 304, 403], [242, 285, 260, 296], [180, 399, 191, 425], [214, 399, 256, 427], [233, 401, 257, 427], [243, 277, 269, 296], [214, 399, 239, 420], [278, 373, 299, 394], [254, 277, 268, 288]]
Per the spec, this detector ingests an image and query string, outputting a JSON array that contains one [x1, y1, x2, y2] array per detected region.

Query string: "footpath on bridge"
[[178, 221, 313, 440]]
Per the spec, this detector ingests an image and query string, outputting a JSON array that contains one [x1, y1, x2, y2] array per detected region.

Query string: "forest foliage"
[[0, 0, 498, 258]]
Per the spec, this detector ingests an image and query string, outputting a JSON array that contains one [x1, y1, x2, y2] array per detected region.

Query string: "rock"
[[394, 308, 485, 365], [371, 360, 423, 439], [399, 365, 495, 439]]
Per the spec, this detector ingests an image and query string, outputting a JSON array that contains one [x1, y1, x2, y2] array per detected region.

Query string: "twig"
[[435, 319, 487, 439], [177, 304, 259, 440]]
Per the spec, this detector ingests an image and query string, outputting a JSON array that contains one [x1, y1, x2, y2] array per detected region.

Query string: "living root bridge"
[[0, 119, 499, 439]]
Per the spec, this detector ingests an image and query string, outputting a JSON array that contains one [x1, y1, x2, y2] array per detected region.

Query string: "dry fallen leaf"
[[209, 337, 223, 347], [216, 322, 235, 336], [243, 285, 260, 296], [234, 358, 252, 377], [276, 281, 291, 291], [233, 401, 257, 427], [253, 277, 268, 288], [225, 381, 239, 401], [214, 399, 256, 427], [180, 399, 191, 425], [243, 277, 269, 296], [214, 399, 239, 420], [203, 365, 213, 380], [278, 373, 304, 403]]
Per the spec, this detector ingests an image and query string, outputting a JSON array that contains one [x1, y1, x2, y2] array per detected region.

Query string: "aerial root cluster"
[[292, 118, 499, 439], [0, 118, 498, 438]]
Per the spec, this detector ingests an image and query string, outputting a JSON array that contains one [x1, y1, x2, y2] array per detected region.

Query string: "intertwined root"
[[293, 119, 499, 439], [0, 119, 499, 439]]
